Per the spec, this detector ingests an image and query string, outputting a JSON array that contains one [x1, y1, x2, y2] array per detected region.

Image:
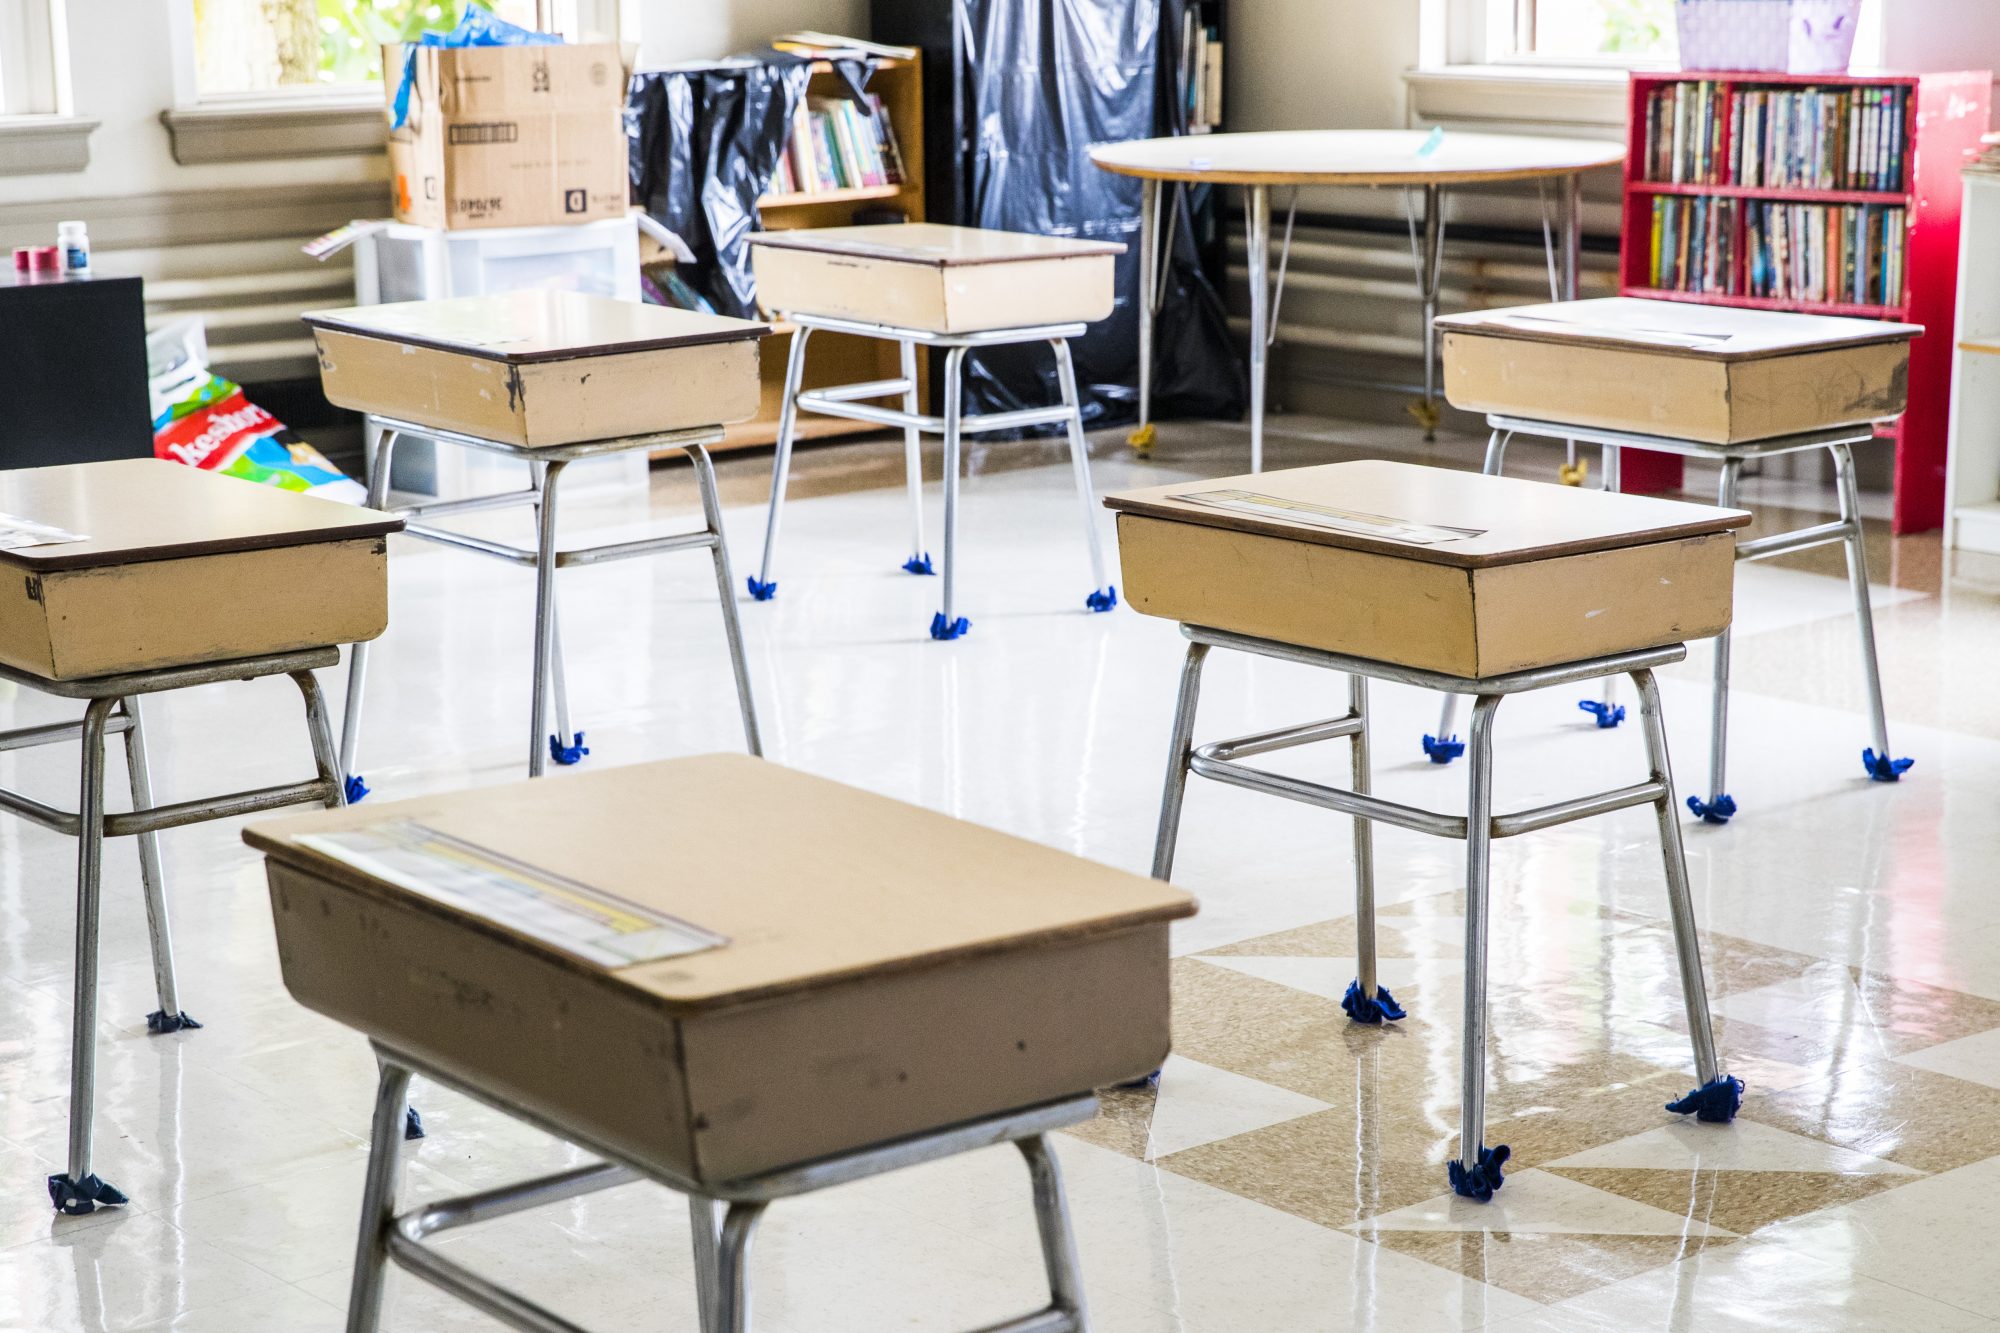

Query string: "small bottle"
[[56, 220, 89, 276]]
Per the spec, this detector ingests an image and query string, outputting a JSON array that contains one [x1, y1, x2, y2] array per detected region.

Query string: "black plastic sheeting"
[[959, 0, 1243, 429], [626, 59, 813, 319]]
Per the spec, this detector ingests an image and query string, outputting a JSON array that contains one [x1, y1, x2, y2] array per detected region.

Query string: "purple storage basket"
[[1676, 0, 1863, 74]]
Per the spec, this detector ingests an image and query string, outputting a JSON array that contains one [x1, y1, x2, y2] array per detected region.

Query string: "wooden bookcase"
[[717, 54, 926, 452], [1618, 69, 1990, 532]]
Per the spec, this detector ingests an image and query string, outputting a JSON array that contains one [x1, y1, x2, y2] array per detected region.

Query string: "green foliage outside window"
[[1597, 0, 1672, 56], [314, 0, 497, 85]]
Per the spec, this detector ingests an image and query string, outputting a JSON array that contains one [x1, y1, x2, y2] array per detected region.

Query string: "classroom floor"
[[1, 415, 1995, 1331]]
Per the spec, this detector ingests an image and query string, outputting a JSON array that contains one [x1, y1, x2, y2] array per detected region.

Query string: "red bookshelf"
[[1619, 69, 1991, 532]]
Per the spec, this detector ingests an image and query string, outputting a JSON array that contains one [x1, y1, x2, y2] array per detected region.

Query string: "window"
[[0, 0, 67, 115], [187, 0, 614, 98], [1511, 0, 1676, 64]]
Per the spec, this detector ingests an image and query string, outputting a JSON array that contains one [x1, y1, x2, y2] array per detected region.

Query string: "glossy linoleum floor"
[[2, 416, 1997, 1332]]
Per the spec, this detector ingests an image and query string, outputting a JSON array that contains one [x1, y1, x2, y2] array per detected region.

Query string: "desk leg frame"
[[46, 664, 344, 1214], [1153, 633, 1730, 1200]]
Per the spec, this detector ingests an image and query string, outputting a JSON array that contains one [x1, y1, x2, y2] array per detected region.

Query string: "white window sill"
[[161, 94, 386, 166], [0, 115, 99, 176], [1405, 64, 1632, 132]]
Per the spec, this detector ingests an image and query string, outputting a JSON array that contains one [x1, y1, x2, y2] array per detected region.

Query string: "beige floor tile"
[[1742, 1060, 2000, 1174], [1543, 1168, 1910, 1237], [1369, 1230, 1738, 1306]]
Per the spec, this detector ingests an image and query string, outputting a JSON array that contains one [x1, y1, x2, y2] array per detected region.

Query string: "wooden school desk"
[[745, 223, 1124, 640], [0, 459, 399, 1214], [1088, 129, 1626, 467], [1430, 297, 1921, 819], [245, 754, 1195, 1332], [303, 291, 769, 788], [1110, 460, 1748, 1201]]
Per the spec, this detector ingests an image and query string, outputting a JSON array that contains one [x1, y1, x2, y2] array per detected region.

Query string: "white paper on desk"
[[0, 513, 87, 550], [1171, 490, 1484, 545], [1487, 312, 1735, 349], [299, 821, 726, 968]]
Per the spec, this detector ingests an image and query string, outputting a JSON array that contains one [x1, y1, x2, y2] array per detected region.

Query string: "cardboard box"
[[748, 223, 1123, 333], [1107, 460, 1749, 677], [305, 291, 768, 448], [1437, 298, 1920, 445], [245, 755, 1195, 1187], [0, 460, 399, 680], [385, 42, 630, 231]]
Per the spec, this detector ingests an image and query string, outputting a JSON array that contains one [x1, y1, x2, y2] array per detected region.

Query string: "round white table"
[[1089, 129, 1628, 469]]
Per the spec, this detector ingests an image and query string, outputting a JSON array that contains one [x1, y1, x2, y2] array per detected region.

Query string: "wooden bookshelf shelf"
[[1624, 285, 1908, 320], [1629, 180, 1911, 206], [1619, 68, 1992, 531], [757, 183, 906, 210]]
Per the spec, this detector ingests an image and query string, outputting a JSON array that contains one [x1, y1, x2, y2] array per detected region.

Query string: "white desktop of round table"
[[1089, 130, 1628, 470]]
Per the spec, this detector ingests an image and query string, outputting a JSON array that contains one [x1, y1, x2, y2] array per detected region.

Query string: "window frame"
[[0, 0, 70, 117]]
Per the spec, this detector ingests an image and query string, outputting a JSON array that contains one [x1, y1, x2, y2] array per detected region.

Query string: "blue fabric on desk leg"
[[1085, 586, 1119, 613], [343, 774, 370, 805], [1447, 1145, 1510, 1201], [1422, 734, 1464, 764], [1667, 1075, 1744, 1123], [745, 577, 777, 601], [146, 1011, 202, 1035], [1578, 699, 1626, 729], [48, 1173, 127, 1215], [1863, 748, 1914, 782], [1687, 793, 1737, 825], [549, 732, 590, 766], [929, 613, 970, 641], [1341, 980, 1407, 1024], [902, 554, 935, 576]]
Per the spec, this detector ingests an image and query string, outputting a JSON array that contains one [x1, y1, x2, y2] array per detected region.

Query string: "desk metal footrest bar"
[[352, 1045, 1092, 1333]]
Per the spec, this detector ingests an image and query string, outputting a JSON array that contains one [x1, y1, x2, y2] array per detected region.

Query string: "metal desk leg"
[[339, 427, 400, 804], [750, 327, 814, 601], [534, 460, 586, 769], [1020, 1134, 1088, 1329], [293, 668, 347, 812], [1588, 443, 1626, 722], [1053, 338, 1116, 612], [1244, 184, 1271, 474], [1559, 174, 1596, 486], [1450, 694, 1507, 1200], [712, 1201, 768, 1333], [1637, 668, 1740, 1123], [1691, 458, 1743, 824], [931, 346, 971, 640], [1343, 676, 1403, 1025], [689, 1196, 723, 1333], [528, 459, 568, 778], [689, 443, 763, 756], [347, 1057, 415, 1333], [1152, 641, 1210, 880], [898, 339, 933, 575], [1132, 177, 1159, 453], [124, 696, 195, 1036], [49, 697, 124, 1217], [1412, 183, 1445, 442], [1834, 442, 1909, 782]]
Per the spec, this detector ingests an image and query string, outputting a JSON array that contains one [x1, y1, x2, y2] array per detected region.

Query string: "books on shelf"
[[768, 94, 905, 200], [771, 31, 917, 61], [1644, 196, 1908, 306], [1641, 81, 1910, 193], [1745, 202, 1906, 306], [1647, 195, 1739, 295], [1179, 10, 1223, 132]]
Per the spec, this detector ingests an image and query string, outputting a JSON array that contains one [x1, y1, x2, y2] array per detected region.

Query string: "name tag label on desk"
[[1171, 489, 1485, 546], [0, 513, 87, 550], [300, 821, 726, 968]]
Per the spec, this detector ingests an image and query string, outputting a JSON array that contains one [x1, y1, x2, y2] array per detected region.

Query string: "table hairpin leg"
[[749, 326, 814, 602], [530, 460, 586, 769], [936, 345, 970, 640], [1053, 337, 1117, 613], [1243, 185, 1271, 473], [1833, 442, 1906, 784], [1403, 183, 1448, 441], [1132, 176, 1160, 453]]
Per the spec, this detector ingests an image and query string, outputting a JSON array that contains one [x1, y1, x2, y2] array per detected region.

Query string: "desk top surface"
[[747, 222, 1125, 265], [1088, 129, 1626, 186], [1106, 459, 1749, 568], [303, 291, 770, 364], [246, 754, 1196, 1011], [0, 460, 401, 572], [1438, 298, 1923, 360]]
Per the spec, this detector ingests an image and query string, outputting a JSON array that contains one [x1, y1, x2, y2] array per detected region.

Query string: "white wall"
[[630, 0, 865, 68], [1881, 0, 2000, 88]]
